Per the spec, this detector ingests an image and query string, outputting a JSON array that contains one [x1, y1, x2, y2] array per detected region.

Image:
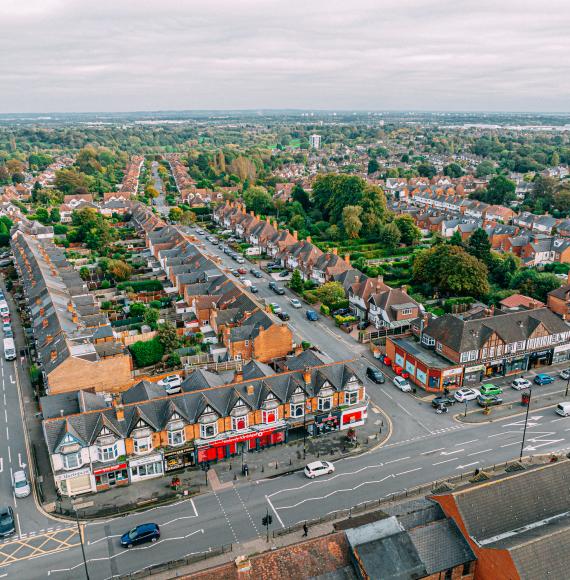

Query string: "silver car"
[[12, 470, 31, 498]]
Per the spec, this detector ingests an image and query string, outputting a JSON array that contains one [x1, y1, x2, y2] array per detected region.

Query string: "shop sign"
[[129, 453, 162, 468], [554, 343, 570, 354], [198, 427, 277, 449], [531, 349, 551, 358], [465, 364, 485, 373], [55, 467, 91, 481], [93, 462, 127, 476], [164, 446, 194, 458], [315, 411, 341, 424], [442, 367, 462, 377]]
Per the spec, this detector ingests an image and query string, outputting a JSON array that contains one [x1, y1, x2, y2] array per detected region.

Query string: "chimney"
[[67, 301, 73, 312], [303, 366, 311, 385], [39, 307, 45, 316], [344, 253, 350, 265], [50, 349, 57, 361], [354, 275, 360, 283], [250, 210, 254, 216], [46, 334, 52, 344], [72, 313, 79, 324], [400, 285, 407, 293], [293, 230, 298, 240], [246, 384, 255, 396], [42, 318, 48, 328], [266, 216, 270, 223], [115, 404, 125, 422], [306, 236, 312, 244], [332, 247, 337, 255], [234, 363, 243, 383]]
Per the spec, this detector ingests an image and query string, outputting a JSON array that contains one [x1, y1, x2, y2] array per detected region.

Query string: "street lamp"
[[566, 374, 570, 398], [75, 509, 90, 580], [519, 387, 533, 462]]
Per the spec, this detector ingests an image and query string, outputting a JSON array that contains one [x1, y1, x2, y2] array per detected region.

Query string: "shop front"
[[463, 364, 485, 385], [129, 453, 164, 482], [441, 367, 463, 389], [340, 405, 367, 429], [55, 467, 94, 497], [93, 462, 129, 491], [528, 349, 553, 369], [484, 359, 504, 378], [553, 343, 570, 365], [310, 411, 341, 435], [503, 355, 528, 375], [196, 424, 287, 464], [164, 445, 195, 472]]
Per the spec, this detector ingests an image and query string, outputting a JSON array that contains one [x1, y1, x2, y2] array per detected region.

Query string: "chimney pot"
[[306, 236, 312, 244], [303, 366, 311, 385]]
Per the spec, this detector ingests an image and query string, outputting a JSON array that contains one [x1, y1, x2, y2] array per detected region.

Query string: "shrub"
[[129, 338, 165, 368], [100, 280, 111, 289], [117, 280, 163, 292], [301, 341, 311, 350], [320, 304, 330, 316], [303, 290, 318, 304], [149, 300, 162, 309], [101, 301, 112, 310]]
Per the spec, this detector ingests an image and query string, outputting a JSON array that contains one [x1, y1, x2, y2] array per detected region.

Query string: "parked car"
[[3, 329, 12, 339], [2, 322, 11, 334], [306, 310, 319, 321], [0, 506, 15, 538], [289, 298, 302, 308], [268, 281, 277, 290], [432, 396, 456, 408], [237, 268, 247, 275], [158, 375, 182, 394], [556, 402, 570, 417], [560, 369, 570, 380], [250, 285, 258, 294], [274, 286, 285, 295], [477, 394, 503, 407], [231, 269, 240, 277], [366, 366, 385, 384], [393, 376, 412, 392], [277, 311, 290, 321], [278, 270, 290, 278], [480, 383, 503, 396], [304, 461, 334, 479], [270, 303, 282, 314], [236, 257, 245, 264], [332, 308, 351, 317], [12, 470, 31, 498], [534, 373, 554, 385], [511, 378, 531, 390], [250, 269, 263, 278], [120, 523, 160, 548], [454, 388, 480, 402]]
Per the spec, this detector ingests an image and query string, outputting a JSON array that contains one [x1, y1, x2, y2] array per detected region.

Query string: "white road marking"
[[433, 458, 460, 466], [440, 449, 464, 456], [384, 457, 410, 464], [7, 446, 10, 463], [0, 458, 3, 473], [3, 409, 7, 423], [500, 441, 521, 448], [421, 447, 445, 455], [395, 467, 422, 476], [488, 431, 521, 437], [381, 390, 394, 400], [266, 495, 285, 528], [467, 448, 493, 456], [5, 427, 8, 440], [455, 439, 478, 446], [457, 462, 480, 470]]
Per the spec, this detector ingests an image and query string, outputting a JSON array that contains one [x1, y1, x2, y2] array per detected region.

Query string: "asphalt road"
[[150, 161, 169, 217]]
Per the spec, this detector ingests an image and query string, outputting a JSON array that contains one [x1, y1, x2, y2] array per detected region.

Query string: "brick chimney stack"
[[303, 366, 311, 385]]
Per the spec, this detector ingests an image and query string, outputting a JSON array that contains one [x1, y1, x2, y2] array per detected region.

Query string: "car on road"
[[534, 373, 554, 385], [12, 470, 31, 498], [277, 311, 290, 321], [289, 298, 302, 308], [560, 369, 570, 380], [250, 269, 263, 278], [477, 394, 503, 407], [393, 376, 412, 392], [231, 269, 240, 277], [250, 285, 258, 294], [304, 461, 335, 479], [158, 375, 182, 394], [431, 396, 456, 408], [454, 388, 480, 402], [2, 322, 11, 334], [236, 257, 245, 264], [306, 310, 319, 321], [366, 366, 385, 384], [556, 402, 570, 417], [120, 523, 160, 548], [480, 383, 503, 396], [512, 378, 532, 390], [237, 267, 247, 275], [0, 506, 15, 538], [269, 303, 282, 314], [3, 329, 13, 338], [274, 286, 285, 295]]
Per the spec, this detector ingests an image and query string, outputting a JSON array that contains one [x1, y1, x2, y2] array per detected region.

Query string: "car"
[[158, 376, 182, 394], [534, 373, 554, 385], [393, 376, 412, 392], [250, 269, 262, 278], [2, 322, 11, 334], [477, 394, 503, 407], [0, 506, 15, 538], [268, 281, 277, 290], [512, 378, 532, 390], [332, 308, 351, 317], [277, 311, 290, 321], [306, 310, 319, 321], [269, 303, 282, 314], [231, 269, 240, 277], [12, 470, 31, 498], [274, 287, 285, 295], [432, 396, 456, 408], [454, 388, 480, 402], [560, 369, 570, 380], [237, 268, 247, 275], [304, 461, 334, 479], [278, 270, 290, 278], [480, 383, 503, 396], [366, 366, 385, 384], [3, 329, 13, 339], [120, 523, 160, 548], [289, 298, 302, 308], [212, 240, 219, 246], [236, 257, 245, 264], [250, 285, 258, 294]]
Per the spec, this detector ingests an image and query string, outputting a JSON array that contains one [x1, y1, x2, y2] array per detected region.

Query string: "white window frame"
[[401, 308, 413, 316], [200, 422, 218, 439], [231, 415, 248, 432], [262, 409, 278, 424], [167, 429, 185, 447], [290, 402, 304, 418], [133, 436, 153, 455], [97, 443, 118, 462], [344, 391, 358, 406], [318, 396, 333, 412], [62, 451, 82, 470]]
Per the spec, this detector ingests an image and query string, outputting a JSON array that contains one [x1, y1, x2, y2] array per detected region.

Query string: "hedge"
[[129, 338, 165, 368], [117, 280, 164, 292]]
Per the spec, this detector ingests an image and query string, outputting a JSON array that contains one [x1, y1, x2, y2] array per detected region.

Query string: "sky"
[[1, 0, 569, 113]]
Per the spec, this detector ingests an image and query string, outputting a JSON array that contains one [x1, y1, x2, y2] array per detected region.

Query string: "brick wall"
[[252, 324, 293, 363]]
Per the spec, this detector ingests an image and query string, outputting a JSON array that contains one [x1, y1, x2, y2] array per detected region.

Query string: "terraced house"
[[41, 357, 368, 497]]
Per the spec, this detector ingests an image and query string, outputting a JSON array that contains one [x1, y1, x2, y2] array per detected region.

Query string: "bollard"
[[234, 474, 237, 481], [276, 461, 279, 470], [289, 457, 292, 465], [229, 463, 232, 471], [261, 464, 264, 473]]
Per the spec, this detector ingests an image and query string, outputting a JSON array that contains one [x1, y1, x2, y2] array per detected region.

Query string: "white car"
[[158, 375, 182, 394], [289, 298, 302, 308], [560, 369, 570, 380], [512, 378, 531, 390], [236, 257, 245, 264], [12, 470, 31, 498], [304, 461, 335, 479], [393, 376, 412, 392], [454, 388, 480, 402], [270, 303, 282, 314]]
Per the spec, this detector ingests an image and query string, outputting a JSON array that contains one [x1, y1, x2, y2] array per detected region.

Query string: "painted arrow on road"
[[440, 449, 464, 456], [457, 462, 480, 470], [504, 416, 543, 428]]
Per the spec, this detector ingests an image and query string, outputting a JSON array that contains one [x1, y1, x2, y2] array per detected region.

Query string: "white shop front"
[[129, 453, 164, 482], [55, 466, 94, 496]]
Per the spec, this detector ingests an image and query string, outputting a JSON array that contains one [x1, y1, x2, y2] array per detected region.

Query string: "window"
[[401, 308, 413, 315], [131, 462, 162, 478], [133, 436, 152, 454], [262, 410, 277, 424], [422, 335, 435, 346], [231, 416, 248, 431], [97, 443, 118, 462], [290, 403, 304, 418], [436, 342, 443, 352], [168, 429, 185, 446], [62, 451, 82, 470], [344, 391, 358, 405], [318, 397, 332, 412], [244, 340, 249, 346], [462, 561, 473, 576], [200, 423, 218, 439]]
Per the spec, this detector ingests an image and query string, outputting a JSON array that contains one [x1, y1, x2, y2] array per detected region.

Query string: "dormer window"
[[262, 393, 279, 411], [230, 399, 249, 417], [232, 415, 249, 431], [199, 406, 218, 439]]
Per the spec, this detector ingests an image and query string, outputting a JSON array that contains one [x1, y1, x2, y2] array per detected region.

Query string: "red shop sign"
[[342, 411, 363, 425], [200, 427, 277, 449], [93, 462, 127, 475]]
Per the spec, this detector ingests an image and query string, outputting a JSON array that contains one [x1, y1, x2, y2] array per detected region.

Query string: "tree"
[[79, 266, 90, 280], [54, 168, 92, 195], [179, 210, 197, 225], [129, 302, 146, 317], [394, 215, 421, 246], [156, 321, 180, 353], [289, 214, 306, 232], [169, 207, 183, 222], [35, 208, 50, 225], [71, 207, 116, 251], [378, 223, 401, 251], [509, 269, 560, 302], [342, 205, 363, 239], [50, 207, 61, 223], [367, 158, 379, 175], [143, 307, 160, 330], [145, 185, 159, 198], [413, 244, 489, 297], [360, 184, 387, 237], [290, 269, 304, 293], [475, 160, 496, 178], [315, 282, 346, 308], [325, 224, 341, 241], [129, 338, 164, 368], [291, 185, 311, 210], [243, 185, 274, 215], [108, 259, 133, 282], [466, 228, 492, 265], [417, 163, 437, 178], [229, 156, 256, 181], [449, 231, 463, 246], [551, 151, 560, 167], [443, 163, 464, 178]]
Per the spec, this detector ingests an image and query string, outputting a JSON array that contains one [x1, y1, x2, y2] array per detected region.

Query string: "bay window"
[[290, 402, 304, 418], [318, 396, 332, 412], [262, 410, 277, 424], [133, 436, 152, 454], [232, 416, 248, 431], [344, 391, 358, 406], [62, 451, 82, 470], [97, 443, 118, 462], [168, 429, 185, 446], [200, 423, 218, 439]]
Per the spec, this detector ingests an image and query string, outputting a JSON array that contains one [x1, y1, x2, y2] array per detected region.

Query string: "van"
[[3, 338, 15, 361], [556, 402, 570, 417]]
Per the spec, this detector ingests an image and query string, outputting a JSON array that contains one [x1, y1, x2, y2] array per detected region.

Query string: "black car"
[[231, 269, 240, 277], [268, 281, 277, 290], [332, 308, 351, 317], [277, 311, 290, 321], [278, 270, 290, 278], [274, 286, 285, 295], [431, 396, 456, 408], [0, 506, 15, 538], [120, 523, 160, 548], [250, 285, 259, 293], [250, 269, 262, 278], [366, 366, 385, 384]]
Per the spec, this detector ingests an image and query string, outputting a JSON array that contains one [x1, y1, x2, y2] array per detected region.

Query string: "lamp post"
[[303, 392, 307, 460], [75, 509, 90, 580], [566, 375, 570, 398], [519, 387, 532, 462]]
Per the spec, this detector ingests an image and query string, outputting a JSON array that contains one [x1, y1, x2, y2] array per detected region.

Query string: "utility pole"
[[262, 508, 273, 543], [519, 387, 532, 462], [75, 509, 90, 580], [566, 375, 570, 398], [303, 392, 307, 460]]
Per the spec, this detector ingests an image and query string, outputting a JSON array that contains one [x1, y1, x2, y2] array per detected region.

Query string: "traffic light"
[[262, 515, 273, 526]]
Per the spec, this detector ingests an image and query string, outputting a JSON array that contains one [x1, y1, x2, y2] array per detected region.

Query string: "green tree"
[[291, 185, 311, 210], [54, 168, 92, 195], [290, 269, 304, 293], [417, 163, 437, 178], [156, 321, 180, 353], [509, 269, 560, 302], [35, 208, 50, 225], [342, 205, 363, 239], [315, 282, 346, 308], [169, 207, 183, 222], [466, 228, 492, 265], [108, 259, 133, 282], [243, 185, 274, 215], [71, 207, 116, 251], [475, 160, 496, 178], [129, 338, 164, 368], [378, 222, 401, 251], [79, 266, 90, 280], [367, 158, 379, 175], [325, 224, 341, 241], [179, 210, 196, 225], [49, 207, 61, 223], [143, 307, 160, 330], [394, 215, 421, 246], [449, 230, 463, 246], [443, 163, 464, 178], [129, 302, 146, 317]]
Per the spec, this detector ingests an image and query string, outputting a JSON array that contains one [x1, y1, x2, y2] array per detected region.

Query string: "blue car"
[[120, 523, 160, 548], [306, 310, 319, 321], [534, 373, 554, 385]]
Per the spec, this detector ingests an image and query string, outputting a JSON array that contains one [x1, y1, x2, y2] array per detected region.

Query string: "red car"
[[393, 365, 410, 379], [237, 268, 247, 275]]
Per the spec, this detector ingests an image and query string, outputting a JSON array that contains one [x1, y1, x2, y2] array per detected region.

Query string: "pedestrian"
[[303, 522, 308, 537]]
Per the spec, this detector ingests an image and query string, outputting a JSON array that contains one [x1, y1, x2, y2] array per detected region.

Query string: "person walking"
[[303, 522, 308, 537]]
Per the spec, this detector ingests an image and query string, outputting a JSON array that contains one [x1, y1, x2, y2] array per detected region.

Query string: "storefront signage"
[[395, 353, 405, 367], [93, 463, 127, 476], [197, 427, 277, 449], [164, 446, 194, 458], [442, 367, 463, 377], [554, 344, 570, 354], [55, 467, 91, 481], [465, 364, 485, 373], [531, 350, 551, 358], [315, 411, 341, 424], [129, 453, 162, 468]]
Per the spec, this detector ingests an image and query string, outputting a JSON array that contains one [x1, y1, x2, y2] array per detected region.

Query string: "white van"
[[556, 402, 570, 417], [3, 337, 15, 361]]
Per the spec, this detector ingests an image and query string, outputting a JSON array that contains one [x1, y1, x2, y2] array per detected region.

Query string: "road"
[[150, 161, 169, 217]]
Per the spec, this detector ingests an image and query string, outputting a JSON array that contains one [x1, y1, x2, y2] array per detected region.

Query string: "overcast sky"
[[1, 0, 569, 113]]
